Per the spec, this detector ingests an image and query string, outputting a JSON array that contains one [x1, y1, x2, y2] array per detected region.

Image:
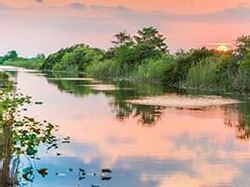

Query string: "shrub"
[[186, 57, 221, 89], [86, 60, 121, 78], [52, 47, 103, 73], [133, 55, 177, 83]]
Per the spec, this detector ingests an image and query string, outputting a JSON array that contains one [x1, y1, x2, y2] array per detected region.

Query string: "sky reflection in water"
[[4, 67, 250, 187]]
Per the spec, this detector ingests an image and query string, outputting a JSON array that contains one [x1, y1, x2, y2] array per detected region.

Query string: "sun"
[[216, 45, 229, 52]]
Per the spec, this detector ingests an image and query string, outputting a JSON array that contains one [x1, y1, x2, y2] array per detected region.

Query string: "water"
[[1, 66, 250, 187]]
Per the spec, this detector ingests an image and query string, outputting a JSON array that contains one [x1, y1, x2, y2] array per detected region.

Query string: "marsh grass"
[[3, 58, 43, 69], [186, 60, 220, 89]]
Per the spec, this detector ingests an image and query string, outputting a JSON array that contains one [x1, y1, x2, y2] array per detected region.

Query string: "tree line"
[[2, 26, 250, 92]]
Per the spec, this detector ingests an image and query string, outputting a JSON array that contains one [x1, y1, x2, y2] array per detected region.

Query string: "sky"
[[1, 0, 250, 56]]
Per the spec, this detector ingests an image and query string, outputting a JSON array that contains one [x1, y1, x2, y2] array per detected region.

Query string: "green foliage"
[[133, 55, 177, 83], [186, 57, 221, 89], [42, 44, 87, 70], [235, 35, 250, 59], [86, 26, 170, 81], [0, 77, 59, 184], [43, 44, 103, 73], [113, 42, 137, 65], [112, 31, 132, 47], [0, 50, 18, 64], [134, 26, 168, 59], [3, 58, 44, 69], [0, 72, 9, 80], [238, 52, 250, 71], [0, 56, 4, 64], [36, 53, 46, 59], [110, 26, 169, 66], [86, 59, 121, 78], [174, 47, 215, 81], [5, 50, 18, 60], [14, 27, 250, 93], [232, 70, 250, 92]]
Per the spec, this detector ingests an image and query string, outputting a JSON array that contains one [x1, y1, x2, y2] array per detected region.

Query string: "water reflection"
[[2, 67, 250, 186], [0, 77, 60, 186], [43, 71, 168, 126], [45, 72, 94, 97], [225, 103, 250, 140], [40, 71, 250, 141]]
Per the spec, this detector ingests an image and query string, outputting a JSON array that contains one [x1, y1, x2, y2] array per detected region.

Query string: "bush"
[[232, 54, 250, 91], [186, 57, 221, 89], [50, 46, 103, 73], [133, 55, 177, 83], [86, 60, 121, 78]]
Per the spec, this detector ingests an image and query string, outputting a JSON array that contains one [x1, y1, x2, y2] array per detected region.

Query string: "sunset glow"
[[0, 0, 250, 56], [216, 45, 230, 52]]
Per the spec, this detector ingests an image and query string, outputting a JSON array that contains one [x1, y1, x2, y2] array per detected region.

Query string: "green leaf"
[[22, 167, 34, 182], [37, 168, 48, 177]]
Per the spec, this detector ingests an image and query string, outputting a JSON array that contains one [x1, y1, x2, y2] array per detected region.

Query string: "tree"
[[42, 43, 89, 70], [134, 26, 168, 59], [36, 53, 45, 59], [174, 47, 215, 81], [0, 57, 4, 64], [235, 35, 250, 59], [2, 50, 18, 63], [113, 42, 137, 66], [112, 31, 132, 47], [5, 50, 18, 59]]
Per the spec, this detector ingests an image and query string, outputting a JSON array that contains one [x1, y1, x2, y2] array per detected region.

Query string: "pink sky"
[[1, 0, 250, 56]]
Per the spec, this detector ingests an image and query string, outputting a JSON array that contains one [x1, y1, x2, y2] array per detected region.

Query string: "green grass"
[[133, 56, 177, 83], [185, 57, 221, 89], [3, 58, 44, 69], [86, 59, 123, 78]]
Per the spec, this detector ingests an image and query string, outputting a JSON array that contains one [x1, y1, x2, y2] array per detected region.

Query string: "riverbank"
[[2, 58, 43, 69], [2, 27, 250, 93]]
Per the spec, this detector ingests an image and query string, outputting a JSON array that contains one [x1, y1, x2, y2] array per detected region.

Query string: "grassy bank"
[[2, 58, 44, 69]]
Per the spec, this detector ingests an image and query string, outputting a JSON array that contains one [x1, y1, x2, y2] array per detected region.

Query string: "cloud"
[[166, 6, 250, 23], [90, 5, 250, 24], [2, 2, 250, 24], [89, 4, 131, 12], [69, 2, 86, 10], [0, 3, 11, 10], [35, 0, 43, 3], [63, 4, 250, 25]]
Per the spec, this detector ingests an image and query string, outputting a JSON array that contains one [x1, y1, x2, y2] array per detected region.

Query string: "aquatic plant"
[[0, 75, 58, 186]]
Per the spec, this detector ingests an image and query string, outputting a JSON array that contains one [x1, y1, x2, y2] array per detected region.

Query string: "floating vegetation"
[[47, 77, 96, 81], [87, 84, 134, 91], [127, 94, 239, 109]]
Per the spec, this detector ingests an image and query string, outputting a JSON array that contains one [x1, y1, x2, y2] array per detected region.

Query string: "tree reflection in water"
[[110, 100, 165, 126], [43, 71, 250, 129], [225, 103, 250, 140], [43, 71, 169, 126]]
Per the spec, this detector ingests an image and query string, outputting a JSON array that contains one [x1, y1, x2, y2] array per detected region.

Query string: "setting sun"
[[216, 44, 230, 52]]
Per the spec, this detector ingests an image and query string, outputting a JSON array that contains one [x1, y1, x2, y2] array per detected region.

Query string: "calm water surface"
[[1, 66, 250, 187]]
